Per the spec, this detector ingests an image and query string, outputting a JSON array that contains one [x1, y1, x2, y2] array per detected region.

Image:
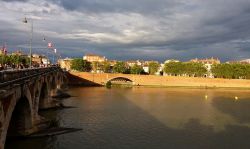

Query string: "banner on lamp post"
[[48, 42, 53, 48]]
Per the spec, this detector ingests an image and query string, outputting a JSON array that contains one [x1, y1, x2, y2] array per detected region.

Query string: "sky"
[[1, 0, 250, 62]]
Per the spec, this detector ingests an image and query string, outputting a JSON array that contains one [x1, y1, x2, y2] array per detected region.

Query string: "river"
[[6, 87, 250, 149]]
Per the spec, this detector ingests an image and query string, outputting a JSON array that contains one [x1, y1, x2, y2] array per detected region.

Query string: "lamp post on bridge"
[[48, 42, 54, 65], [22, 17, 33, 68], [53, 49, 56, 65], [43, 37, 51, 66], [53, 48, 60, 65]]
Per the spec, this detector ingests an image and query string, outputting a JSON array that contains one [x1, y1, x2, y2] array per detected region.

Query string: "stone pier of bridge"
[[0, 67, 66, 149]]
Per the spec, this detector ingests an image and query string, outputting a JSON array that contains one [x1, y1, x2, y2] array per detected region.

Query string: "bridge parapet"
[[0, 67, 61, 86]]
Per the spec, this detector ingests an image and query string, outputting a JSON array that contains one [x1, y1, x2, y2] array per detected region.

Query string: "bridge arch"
[[107, 77, 133, 85], [7, 95, 33, 137], [57, 73, 64, 89], [33, 81, 41, 114], [39, 80, 49, 109], [51, 75, 57, 90]]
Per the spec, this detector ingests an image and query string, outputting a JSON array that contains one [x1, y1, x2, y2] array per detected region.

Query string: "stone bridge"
[[0, 67, 66, 149], [69, 72, 250, 88], [68, 72, 166, 86]]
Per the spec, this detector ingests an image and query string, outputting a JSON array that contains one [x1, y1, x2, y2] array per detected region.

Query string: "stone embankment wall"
[[69, 72, 250, 88]]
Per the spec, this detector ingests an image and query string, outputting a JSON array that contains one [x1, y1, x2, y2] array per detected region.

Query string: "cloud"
[[50, 0, 181, 15], [2, 0, 28, 2], [1, 0, 250, 62]]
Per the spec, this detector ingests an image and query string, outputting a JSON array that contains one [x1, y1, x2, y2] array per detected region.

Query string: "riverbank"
[[68, 72, 250, 89]]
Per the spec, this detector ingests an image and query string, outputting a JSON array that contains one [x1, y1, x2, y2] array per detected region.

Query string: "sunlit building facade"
[[83, 54, 107, 62]]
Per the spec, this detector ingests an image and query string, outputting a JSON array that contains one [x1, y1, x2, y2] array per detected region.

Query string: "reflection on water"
[[6, 87, 250, 149]]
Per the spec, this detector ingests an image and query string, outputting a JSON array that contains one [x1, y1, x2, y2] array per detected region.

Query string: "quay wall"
[[69, 72, 250, 88]]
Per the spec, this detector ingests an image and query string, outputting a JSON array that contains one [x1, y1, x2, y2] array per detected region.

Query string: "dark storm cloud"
[[2, 0, 28, 2], [1, 0, 250, 62], [50, 0, 180, 14]]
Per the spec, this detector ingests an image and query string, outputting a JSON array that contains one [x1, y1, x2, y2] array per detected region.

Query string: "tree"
[[212, 64, 235, 79], [9, 55, 25, 65], [130, 64, 144, 74], [71, 58, 91, 72], [91, 61, 99, 72], [102, 61, 111, 73], [113, 61, 127, 73], [164, 62, 183, 76], [20, 56, 30, 66], [187, 62, 207, 77], [164, 62, 207, 77], [211, 63, 250, 79], [0, 55, 10, 65], [148, 62, 160, 75], [0, 55, 30, 67]]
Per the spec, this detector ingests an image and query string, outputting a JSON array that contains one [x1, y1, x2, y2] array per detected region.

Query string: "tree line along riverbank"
[[70, 58, 250, 79]]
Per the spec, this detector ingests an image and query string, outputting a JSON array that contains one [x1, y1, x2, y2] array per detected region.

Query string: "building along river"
[[6, 87, 250, 149]]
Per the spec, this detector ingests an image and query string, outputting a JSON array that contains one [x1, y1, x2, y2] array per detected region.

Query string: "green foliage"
[[22, 57, 30, 65], [164, 62, 207, 77], [11, 55, 20, 64], [91, 61, 112, 73], [91, 61, 99, 72], [0, 55, 30, 66], [0, 55, 10, 64], [103, 61, 111, 73], [71, 58, 91, 72], [187, 62, 207, 77], [113, 61, 127, 73], [164, 62, 183, 75], [130, 64, 144, 74], [106, 81, 112, 88], [99, 61, 111, 73], [148, 62, 160, 75], [211, 63, 250, 79]]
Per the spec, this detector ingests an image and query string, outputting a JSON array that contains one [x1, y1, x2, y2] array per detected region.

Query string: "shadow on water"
[[212, 97, 250, 123], [5, 87, 250, 149], [66, 73, 102, 86]]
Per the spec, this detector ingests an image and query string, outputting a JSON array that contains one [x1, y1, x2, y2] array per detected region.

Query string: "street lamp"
[[53, 49, 57, 64], [42, 37, 50, 66], [23, 17, 33, 68]]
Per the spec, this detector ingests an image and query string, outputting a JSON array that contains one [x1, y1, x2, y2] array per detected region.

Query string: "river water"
[[6, 87, 250, 149]]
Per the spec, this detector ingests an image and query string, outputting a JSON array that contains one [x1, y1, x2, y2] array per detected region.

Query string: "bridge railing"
[[0, 66, 61, 85]]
